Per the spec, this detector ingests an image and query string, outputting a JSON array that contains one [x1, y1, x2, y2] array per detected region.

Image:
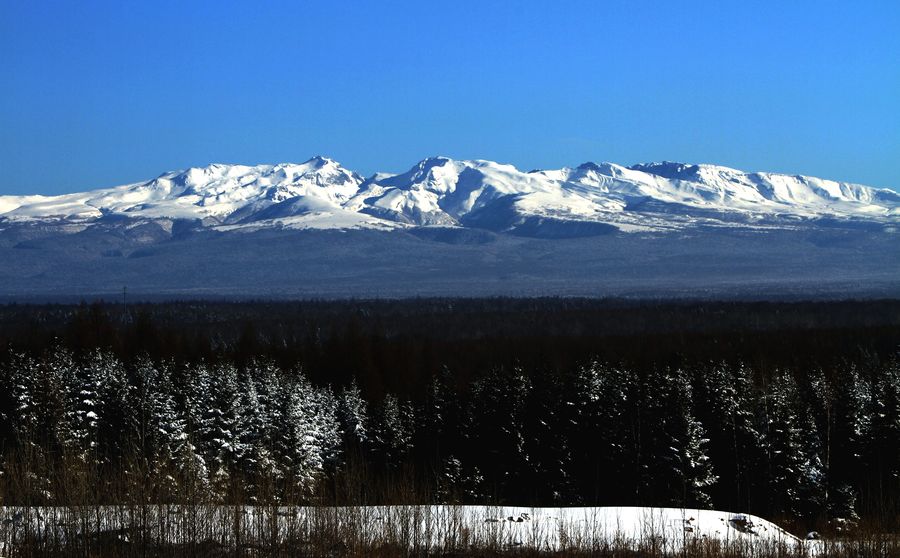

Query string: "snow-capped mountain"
[[0, 156, 897, 235], [0, 156, 373, 227]]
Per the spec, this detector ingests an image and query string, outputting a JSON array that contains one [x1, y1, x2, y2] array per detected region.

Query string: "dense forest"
[[0, 298, 897, 536]]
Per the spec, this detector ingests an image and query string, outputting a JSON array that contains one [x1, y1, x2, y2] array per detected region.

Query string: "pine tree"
[[337, 378, 369, 451], [523, 370, 574, 503], [372, 393, 415, 470], [0, 355, 21, 452], [643, 368, 717, 508], [273, 373, 342, 498], [419, 368, 466, 501], [567, 362, 633, 504], [270, 373, 299, 487], [196, 362, 244, 497], [827, 365, 870, 520], [690, 362, 763, 512], [3, 352, 61, 502], [236, 375, 275, 500], [68, 351, 105, 464], [94, 352, 137, 468], [8, 351, 73, 452], [462, 367, 532, 502], [794, 377, 828, 517], [131, 358, 207, 500], [760, 372, 824, 518], [865, 360, 900, 518]]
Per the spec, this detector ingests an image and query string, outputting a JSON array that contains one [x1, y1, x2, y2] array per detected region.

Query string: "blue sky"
[[1, 0, 898, 195]]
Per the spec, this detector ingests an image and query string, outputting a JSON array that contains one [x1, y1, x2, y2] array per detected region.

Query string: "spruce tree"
[[523, 370, 574, 503], [690, 362, 763, 512], [644, 368, 717, 508], [463, 367, 532, 502], [760, 372, 824, 518], [337, 378, 369, 451], [827, 365, 870, 520], [197, 362, 244, 498], [866, 359, 900, 518], [372, 393, 415, 471], [567, 362, 633, 504]]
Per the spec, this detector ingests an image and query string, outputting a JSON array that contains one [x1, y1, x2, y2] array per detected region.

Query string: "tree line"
[[1, 298, 899, 401]]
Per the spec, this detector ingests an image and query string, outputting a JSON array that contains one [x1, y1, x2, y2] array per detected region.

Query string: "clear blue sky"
[[1, 0, 898, 195]]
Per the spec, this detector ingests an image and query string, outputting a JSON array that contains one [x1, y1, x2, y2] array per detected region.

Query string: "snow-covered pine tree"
[[235, 370, 276, 501], [196, 362, 244, 498], [865, 359, 900, 518], [93, 352, 138, 469], [689, 362, 763, 512], [337, 378, 369, 451], [0, 355, 22, 452], [68, 351, 105, 465], [182, 362, 211, 439], [462, 367, 532, 502], [3, 352, 61, 502], [131, 356, 162, 490], [644, 368, 717, 508], [311, 386, 343, 475], [759, 371, 825, 518], [270, 373, 299, 490], [7, 350, 73, 453], [419, 368, 467, 501], [567, 362, 633, 504], [372, 393, 415, 471], [827, 364, 871, 521], [41, 348, 78, 453], [791, 370, 828, 518], [272, 372, 342, 499], [523, 370, 574, 503], [132, 358, 207, 500]]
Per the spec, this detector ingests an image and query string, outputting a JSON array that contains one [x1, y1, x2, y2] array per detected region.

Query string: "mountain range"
[[0, 156, 897, 299], [2, 156, 897, 235]]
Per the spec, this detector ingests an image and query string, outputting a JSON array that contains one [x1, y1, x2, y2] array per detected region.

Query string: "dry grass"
[[0, 503, 897, 558], [1, 450, 896, 557]]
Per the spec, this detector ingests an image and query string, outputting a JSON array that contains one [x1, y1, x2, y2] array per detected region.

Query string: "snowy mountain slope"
[[0, 156, 896, 235], [630, 162, 900, 218]]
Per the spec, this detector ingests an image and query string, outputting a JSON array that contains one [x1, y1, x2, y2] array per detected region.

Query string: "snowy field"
[[0, 505, 827, 555]]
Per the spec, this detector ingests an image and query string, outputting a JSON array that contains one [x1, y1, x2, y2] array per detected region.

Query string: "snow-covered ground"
[[0, 505, 826, 554]]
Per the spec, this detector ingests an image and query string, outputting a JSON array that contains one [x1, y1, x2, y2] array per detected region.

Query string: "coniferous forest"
[[0, 298, 897, 553]]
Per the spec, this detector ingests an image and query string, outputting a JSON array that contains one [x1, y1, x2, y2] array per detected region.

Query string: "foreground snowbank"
[[0, 505, 823, 555], [459, 506, 805, 549]]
